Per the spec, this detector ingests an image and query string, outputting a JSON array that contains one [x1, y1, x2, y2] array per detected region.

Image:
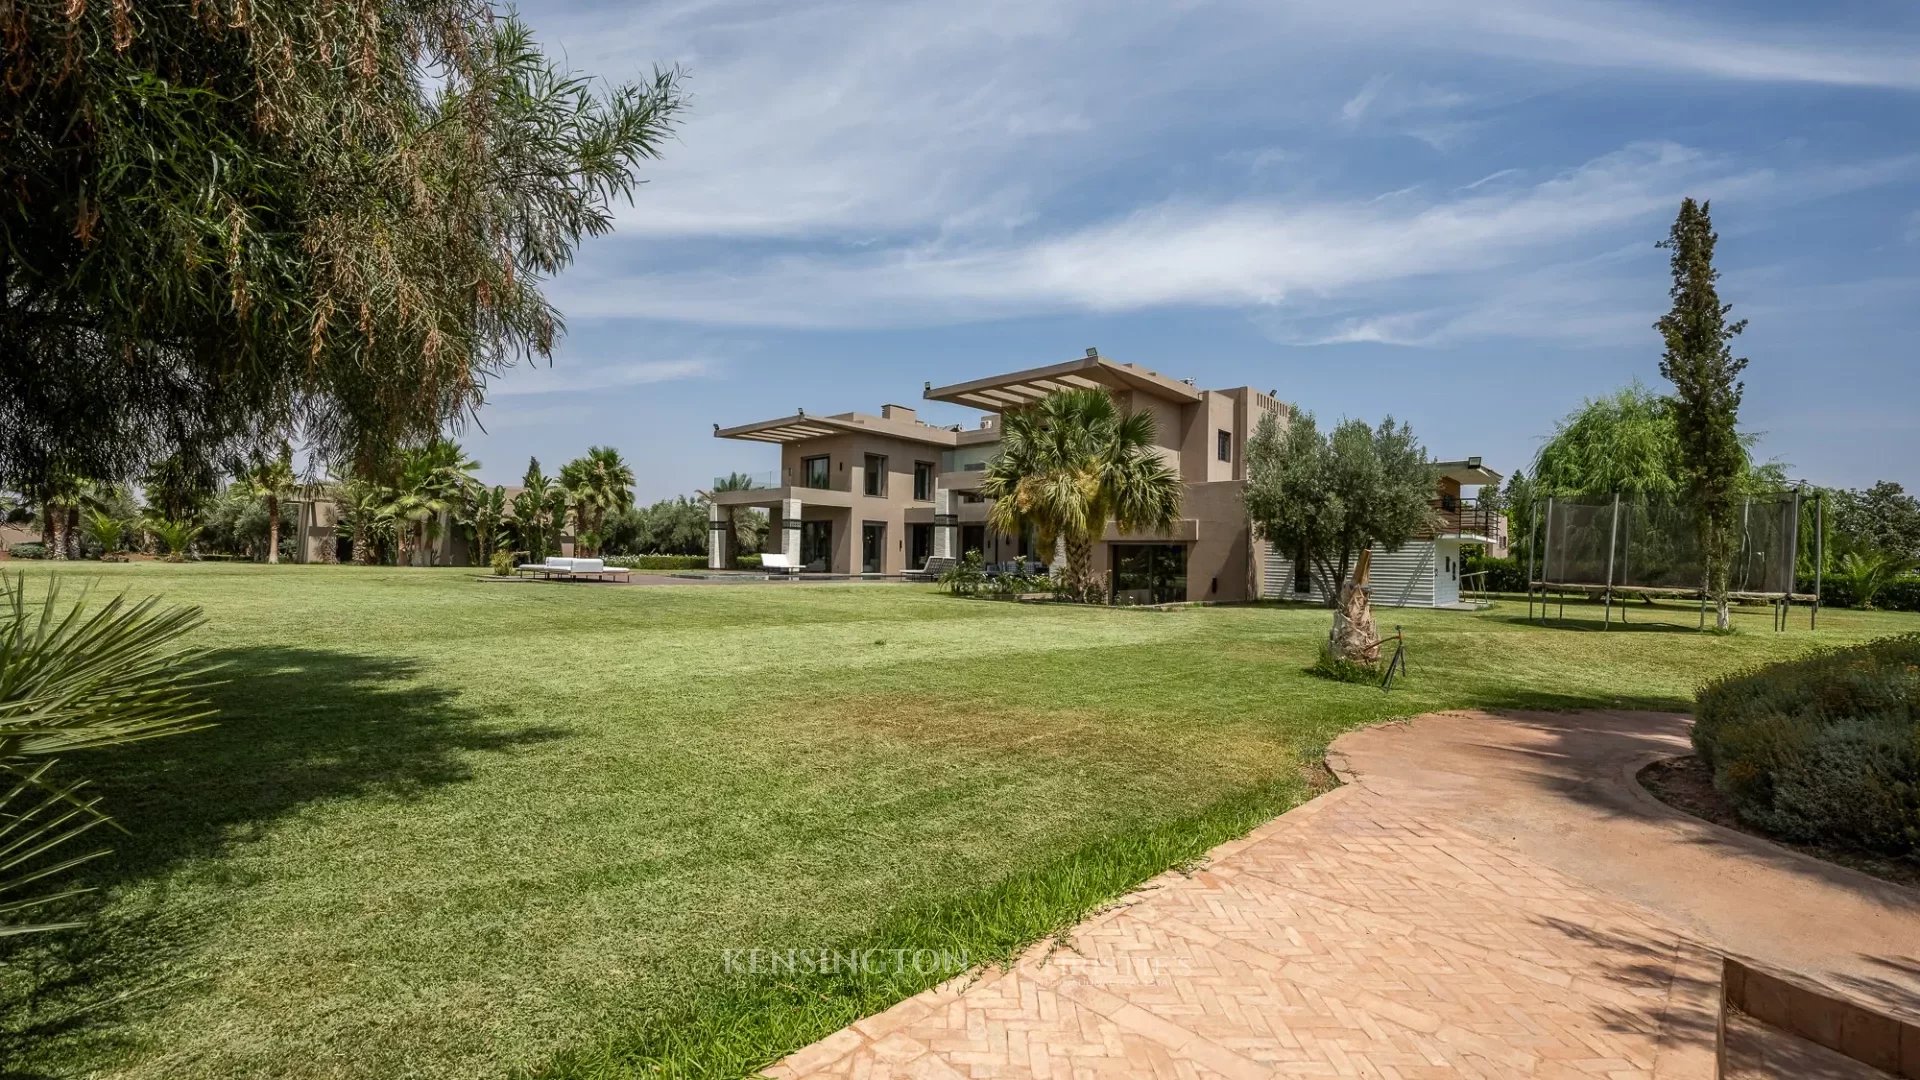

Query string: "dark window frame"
[[1217, 429, 1232, 463], [864, 453, 888, 497], [913, 460, 934, 501], [802, 455, 831, 490]]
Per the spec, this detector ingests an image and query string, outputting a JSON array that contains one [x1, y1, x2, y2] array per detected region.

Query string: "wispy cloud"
[[559, 144, 1913, 335], [485, 357, 712, 397]]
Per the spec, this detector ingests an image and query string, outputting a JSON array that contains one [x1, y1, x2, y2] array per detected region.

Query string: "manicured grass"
[[1, 564, 1912, 1079]]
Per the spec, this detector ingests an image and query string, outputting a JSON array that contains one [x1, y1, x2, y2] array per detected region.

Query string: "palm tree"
[[460, 484, 510, 566], [81, 509, 129, 559], [0, 574, 217, 934], [707, 471, 759, 566], [511, 457, 560, 561], [240, 442, 297, 564], [559, 447, 635, 556], [336, 477, 392, 565], [382, 440, 478, 565], [147, 518, 202, 561], [980, 388, 1183, 601], [1836, 550, 1916, 610]]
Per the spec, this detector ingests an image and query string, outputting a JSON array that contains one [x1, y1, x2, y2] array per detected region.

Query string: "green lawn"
[[2, 564, 1911, 1079]]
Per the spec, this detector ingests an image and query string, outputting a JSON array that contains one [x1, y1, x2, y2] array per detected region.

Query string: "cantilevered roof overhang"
[[713, 414, 845, 443], [1433, 458, 1503, 487], [713, 411, 959, 446], [923, 354, 1203, 412]]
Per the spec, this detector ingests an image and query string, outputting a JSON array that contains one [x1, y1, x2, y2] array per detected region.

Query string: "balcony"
[[1429, 497, 1508, 555], [712, 469, 781, 491]]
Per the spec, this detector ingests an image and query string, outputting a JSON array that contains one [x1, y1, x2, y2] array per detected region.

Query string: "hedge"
[[1692, 633, 1919, 857], [1462, 554, 1527, 593], [5, 542, 45, 560], [603, 554, 763, 571], [1815, 575, 1920, 613]]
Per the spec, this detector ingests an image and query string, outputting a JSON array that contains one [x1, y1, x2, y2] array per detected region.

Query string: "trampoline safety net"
[[1532, 492, 1808, 598]]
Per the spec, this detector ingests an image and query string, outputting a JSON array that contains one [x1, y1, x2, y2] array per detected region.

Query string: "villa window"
[[864, 454, 888, 496], [914, 461, 934, 501], [802, 455, 830, 490], [1217, 429, 1231, 462]]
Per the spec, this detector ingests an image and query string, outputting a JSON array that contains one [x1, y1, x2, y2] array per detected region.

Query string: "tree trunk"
[[1064, 534, 1096, 602], [352, 522, 374, 565], [47, 506, 67, 560], [1330, 549, 1380, 663], [66, 507, 80, 559], [39, 502, 53, 548], [267, 494, 281, 564]]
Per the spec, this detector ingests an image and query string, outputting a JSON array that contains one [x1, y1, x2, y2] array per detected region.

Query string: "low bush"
[[605, 554, 709, 571], [1692, 633, 1920, 857], [1816, 574, 1920, 613], [489, 549, 517, 577], [5, 543, 44, 560]]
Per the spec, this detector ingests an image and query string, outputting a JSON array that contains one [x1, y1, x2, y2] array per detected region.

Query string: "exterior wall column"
[[707, 501, 729, 569], [933, 487, 957, 560], [782, 497, 803, 568]]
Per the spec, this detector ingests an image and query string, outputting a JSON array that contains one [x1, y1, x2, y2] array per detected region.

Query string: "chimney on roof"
[[1085, 347, 1099, 358], [881, 404, 917, 422]]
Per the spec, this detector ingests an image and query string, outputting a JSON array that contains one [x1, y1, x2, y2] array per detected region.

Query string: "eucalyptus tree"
[[980, 389, 1183, 602], [0, 0, 684, 497]]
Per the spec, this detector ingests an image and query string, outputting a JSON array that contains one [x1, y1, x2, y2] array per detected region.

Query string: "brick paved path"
[[772, 779, 1720, 1078]]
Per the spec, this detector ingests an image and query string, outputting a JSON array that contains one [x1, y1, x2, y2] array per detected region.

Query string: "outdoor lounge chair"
[[560, 558, 631, 582], [760, 553, 798, 576], [517, 557, 575, 578]]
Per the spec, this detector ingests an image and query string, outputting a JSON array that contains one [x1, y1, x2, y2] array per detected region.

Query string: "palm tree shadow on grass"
[[0, 646, 568, 1071]]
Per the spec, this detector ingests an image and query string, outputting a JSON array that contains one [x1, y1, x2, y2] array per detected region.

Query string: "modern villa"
[[711, 349, 1507, 606]]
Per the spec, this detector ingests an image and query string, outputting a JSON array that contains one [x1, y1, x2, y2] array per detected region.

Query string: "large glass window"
[[1217, 429, 1232, 462], [1111, 544, 1188, 605], [861, 522, 886, 574], [864, 454, 887, 496], [800, 520, 832, 571], [909, 524, 932, 568], [913, 461, 934, 501], [802, 455, 830, 490]]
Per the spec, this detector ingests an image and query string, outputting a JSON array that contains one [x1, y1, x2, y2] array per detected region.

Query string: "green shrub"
[[1462, 553, 1527, 593], [605, 554, 709, 571], [734, 552, 762, 569], [6, 542, 44, 560], [940, 550, 985, 596], [1308, 641, 1382, 684], [489, 549, 517, 576], [1692, 633, 1920, 857]]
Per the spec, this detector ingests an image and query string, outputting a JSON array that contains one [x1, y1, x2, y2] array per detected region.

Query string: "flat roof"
[[923, 353, 1204, 411], [1433, 459, 1503, 487], [714, 411, 960, 447]]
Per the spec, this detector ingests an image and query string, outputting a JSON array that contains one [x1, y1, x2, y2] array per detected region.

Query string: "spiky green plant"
[[1836, 550, 1917, 610], [146, 519, 202, 562], [0, 575, 218, 934], [79, 511, 128, 560]]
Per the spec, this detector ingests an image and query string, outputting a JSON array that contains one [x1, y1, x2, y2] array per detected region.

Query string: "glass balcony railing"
[[711, 469, 780, 491]]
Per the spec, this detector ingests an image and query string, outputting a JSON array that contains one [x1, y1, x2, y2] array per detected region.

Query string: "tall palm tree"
[[559, 446, 634, 556], [39, 472, 107, 561], [511, 457, 559, 561], [460, 484, 510, 566], [707, 471, 759, 566], [240, 442, 297, 563], [337, 477, 392, 565], [980, 388, 1183, 600]]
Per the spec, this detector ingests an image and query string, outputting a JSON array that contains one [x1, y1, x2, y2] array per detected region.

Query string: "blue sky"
[[464, 0, 1920, 502]]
